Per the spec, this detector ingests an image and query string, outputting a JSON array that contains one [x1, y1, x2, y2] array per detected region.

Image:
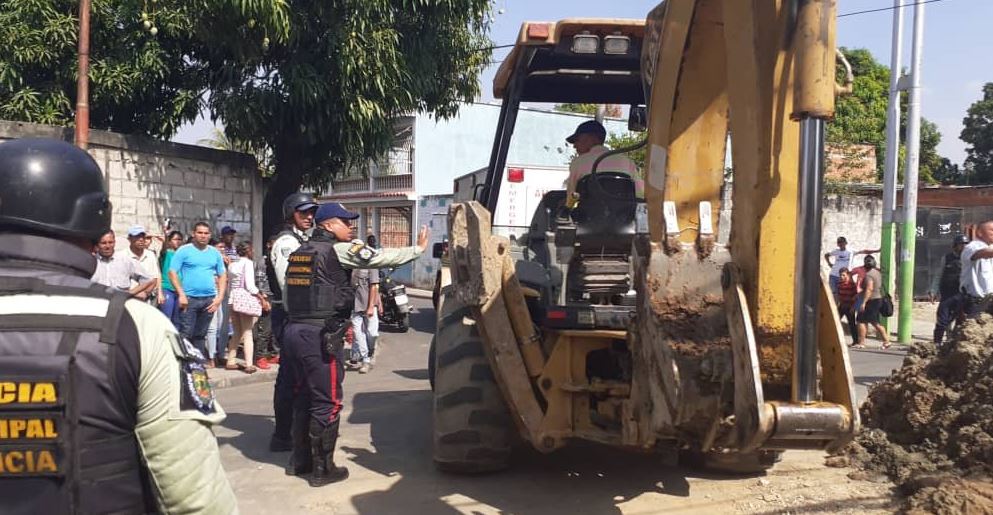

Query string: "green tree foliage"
[[961, 83, 993, 184], [932, 157, 965, 185], [829, 48, 944, 184], [606, 131, 646, 172], [555, 103, 598, 116], [198, 128, 273, 176], [1, 1, 491, 233], [0, 0, 289, 138], [204, 0, 493, 231]]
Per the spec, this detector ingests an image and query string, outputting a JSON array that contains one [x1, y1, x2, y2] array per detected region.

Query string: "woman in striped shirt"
[[837, 268, 861, 347]]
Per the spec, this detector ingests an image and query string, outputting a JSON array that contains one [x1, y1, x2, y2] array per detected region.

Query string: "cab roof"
[[493, 19, 646, 105]]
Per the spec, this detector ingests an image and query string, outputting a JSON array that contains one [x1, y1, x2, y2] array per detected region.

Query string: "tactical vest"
[[0, 272, 154, 515], [940, 252, 963, 298], [285, 239, 354, 327], [266, 228, 305, 302]]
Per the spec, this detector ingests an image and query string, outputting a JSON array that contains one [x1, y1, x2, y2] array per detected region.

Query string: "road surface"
[[215, 298, 904, 514]]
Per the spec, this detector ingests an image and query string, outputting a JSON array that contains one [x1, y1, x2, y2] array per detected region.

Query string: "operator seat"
[[572, 172, 638, 254]]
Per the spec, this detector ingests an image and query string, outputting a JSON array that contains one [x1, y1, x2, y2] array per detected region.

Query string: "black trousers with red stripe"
[[282, 322, 345, 427]]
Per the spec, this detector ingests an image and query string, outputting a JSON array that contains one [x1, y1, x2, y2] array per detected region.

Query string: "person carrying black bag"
[[857, 255, 892, 349]]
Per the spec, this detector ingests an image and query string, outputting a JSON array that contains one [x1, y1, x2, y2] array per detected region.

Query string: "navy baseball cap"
[[566, 120, 607, 144], [315, 203, 360, 224], [221, 225, 237, 235]]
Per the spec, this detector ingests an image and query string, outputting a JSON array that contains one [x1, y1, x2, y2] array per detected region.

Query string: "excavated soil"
[[835, 314, 993, 514]]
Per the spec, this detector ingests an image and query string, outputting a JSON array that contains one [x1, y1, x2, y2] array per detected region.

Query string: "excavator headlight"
[[603, 35, 631, 55], [571, 34, 600, 54]]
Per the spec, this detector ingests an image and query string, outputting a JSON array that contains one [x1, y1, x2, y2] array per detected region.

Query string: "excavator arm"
[[635, 0, 858, 452]]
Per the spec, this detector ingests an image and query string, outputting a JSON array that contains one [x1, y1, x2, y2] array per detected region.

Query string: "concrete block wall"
[[0, 121, 262, 254], [820, 193, 883, 277]]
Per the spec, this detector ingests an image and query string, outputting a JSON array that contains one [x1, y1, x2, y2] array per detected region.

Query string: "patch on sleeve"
[[171, 334, 216, 415], [280, 246, 293, 258], [180, 359, 216, 415], [347, 239, 379, 262]]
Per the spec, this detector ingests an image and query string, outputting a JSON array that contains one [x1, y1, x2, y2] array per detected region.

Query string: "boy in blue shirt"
[[168, 222, 227, 361]]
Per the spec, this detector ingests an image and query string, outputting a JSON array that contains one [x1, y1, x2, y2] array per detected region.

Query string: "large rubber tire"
[[397, 312, 409, 333], [432, 295, 513, 473], [428, 336, 436, 390]]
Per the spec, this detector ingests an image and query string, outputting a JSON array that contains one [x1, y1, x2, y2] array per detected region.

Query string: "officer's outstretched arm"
[[127, 301, 237, 515], [334, 242, 423, 270]]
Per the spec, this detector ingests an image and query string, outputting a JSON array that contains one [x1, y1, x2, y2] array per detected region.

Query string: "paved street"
[[216, 298, 906, 514]]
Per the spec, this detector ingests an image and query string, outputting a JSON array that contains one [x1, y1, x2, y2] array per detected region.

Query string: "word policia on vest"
[[0, 381, 63, 476]]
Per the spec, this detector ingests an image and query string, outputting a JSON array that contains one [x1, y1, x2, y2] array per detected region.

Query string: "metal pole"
[[897, 1, 926, 343], [74, 0, 92, 150], [794, 118, 826, 403], [880, 0, 904, 332]]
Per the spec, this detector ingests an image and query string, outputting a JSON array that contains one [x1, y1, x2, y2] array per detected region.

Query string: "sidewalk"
[[207, 364, 279, 390]]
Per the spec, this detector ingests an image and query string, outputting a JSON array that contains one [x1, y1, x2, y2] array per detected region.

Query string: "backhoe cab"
[[432, 1, 858, 475]]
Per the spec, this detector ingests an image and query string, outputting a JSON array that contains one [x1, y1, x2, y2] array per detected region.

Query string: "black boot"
[[308, 419, 349, 487], [285, 408, 313, 476]]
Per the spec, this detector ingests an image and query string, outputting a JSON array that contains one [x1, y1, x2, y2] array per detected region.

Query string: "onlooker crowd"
[[827, 236, 887, 348], [92, 221, 280, 374], [830, 221, 993, 348]]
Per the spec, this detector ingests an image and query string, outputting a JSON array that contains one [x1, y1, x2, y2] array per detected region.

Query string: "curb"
[[208, 366, 279, 390]]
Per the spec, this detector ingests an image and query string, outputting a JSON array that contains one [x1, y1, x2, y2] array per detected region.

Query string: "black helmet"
[[281, 192, 318, 220], [0, 138, 111, 241], [954, 234, 969, 246]]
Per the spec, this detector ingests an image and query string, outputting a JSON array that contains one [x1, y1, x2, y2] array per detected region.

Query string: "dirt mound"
[[838, 314, 993, 514]]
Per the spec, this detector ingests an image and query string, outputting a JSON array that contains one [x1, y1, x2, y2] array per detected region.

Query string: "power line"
[[475, 43, 515, 53], [839, 0, 949, 18]]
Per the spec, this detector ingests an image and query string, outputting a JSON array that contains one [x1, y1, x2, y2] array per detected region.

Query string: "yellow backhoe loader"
[[430, 0, 859, 473]]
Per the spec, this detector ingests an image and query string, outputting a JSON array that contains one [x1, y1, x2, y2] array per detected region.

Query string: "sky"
[[173, 0, 991, 165]]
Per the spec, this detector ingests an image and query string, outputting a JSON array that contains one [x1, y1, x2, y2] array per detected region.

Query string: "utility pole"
[[880, 0, 904, 333], [74, 0, 92, 150], [897, 1, 926, 343]]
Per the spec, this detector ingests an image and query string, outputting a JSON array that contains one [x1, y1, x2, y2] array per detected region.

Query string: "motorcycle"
[[379, 268, 411, 332]]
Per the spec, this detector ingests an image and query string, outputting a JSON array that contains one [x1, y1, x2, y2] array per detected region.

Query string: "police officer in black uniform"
[[932, 234, 969, 345], [267, 192, 319, 452], [0, 138, 235, 513], [282, 202, 427, 486]]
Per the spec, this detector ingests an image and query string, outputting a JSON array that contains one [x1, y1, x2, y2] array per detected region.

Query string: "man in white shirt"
[[92, 230, 156, 297], [564, 120, 642, 208], [824, 236, 878, 295], [960, 220, 993, 317], [125, 225, 161, 304]]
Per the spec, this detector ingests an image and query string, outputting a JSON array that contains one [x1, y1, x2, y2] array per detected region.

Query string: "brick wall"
[[0, 121, 262, 254], [826, 143, 877, 183]]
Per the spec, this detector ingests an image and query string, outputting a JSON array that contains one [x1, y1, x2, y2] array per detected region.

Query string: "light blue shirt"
[[169, 244, 226, 297]]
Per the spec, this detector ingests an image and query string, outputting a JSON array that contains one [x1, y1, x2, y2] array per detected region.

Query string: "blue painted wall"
[[413, 103, 631, 197]]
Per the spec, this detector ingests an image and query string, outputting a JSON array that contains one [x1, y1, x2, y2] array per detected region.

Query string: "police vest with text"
[[267, 228, 305, 302], [284, 234, 355, 327], [0, 274, 154, 515]]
